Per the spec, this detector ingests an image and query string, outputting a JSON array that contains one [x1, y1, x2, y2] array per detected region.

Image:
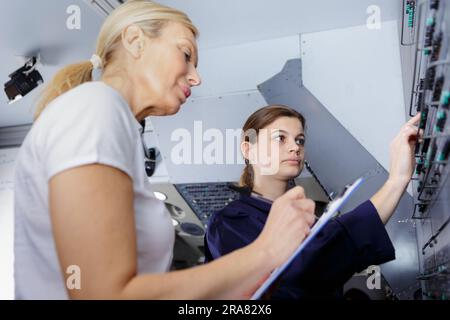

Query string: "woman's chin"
[[168, 99, 184, 115], [279, 167, 302, 178], [167, 107, 181, 115], [163, 103, 182, 116]]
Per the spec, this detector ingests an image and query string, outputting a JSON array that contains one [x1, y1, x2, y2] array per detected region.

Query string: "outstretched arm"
[[371, 113, 422, 224]]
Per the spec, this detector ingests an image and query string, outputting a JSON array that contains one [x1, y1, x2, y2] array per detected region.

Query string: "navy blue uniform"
[[204, 194, 395, 299]]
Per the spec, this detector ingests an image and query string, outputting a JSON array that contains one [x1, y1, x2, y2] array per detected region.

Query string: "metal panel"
[[409, 0, 450, 300], [175, 182, 240, 227], [0, 147, 19, 299], [0, 124, 31, 148]]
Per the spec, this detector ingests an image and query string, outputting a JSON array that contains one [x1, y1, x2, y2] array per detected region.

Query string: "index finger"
[[284, 186, 306, 200], [407, 113, 421, 126]]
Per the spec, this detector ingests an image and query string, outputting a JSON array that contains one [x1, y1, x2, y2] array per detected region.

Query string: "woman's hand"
[[388, 113, 422, 186], [371, 113, 424, 224], [253, 186, 316, 269]]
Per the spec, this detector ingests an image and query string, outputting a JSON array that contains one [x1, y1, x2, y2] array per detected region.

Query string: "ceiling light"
[[154, 191, 167, 201]]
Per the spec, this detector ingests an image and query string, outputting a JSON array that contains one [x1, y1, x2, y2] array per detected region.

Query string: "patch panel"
[[409, 0, 450, 300]]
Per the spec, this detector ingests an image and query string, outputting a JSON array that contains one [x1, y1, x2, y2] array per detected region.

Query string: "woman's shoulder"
[[206, 197, 266, 245], [67, 82, 127, 108], [40, 81, 136, 130], [32, 81, 140, 157], [45, 82, 127, 113], [208, 197, 261, 227], [222, 198, 256, 214]]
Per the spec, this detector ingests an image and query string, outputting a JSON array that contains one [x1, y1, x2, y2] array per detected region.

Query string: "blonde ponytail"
[[34, 61, 93, 119]]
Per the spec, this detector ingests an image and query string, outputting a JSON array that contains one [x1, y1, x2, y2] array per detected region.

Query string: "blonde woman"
[[14, 1, 315, 299]]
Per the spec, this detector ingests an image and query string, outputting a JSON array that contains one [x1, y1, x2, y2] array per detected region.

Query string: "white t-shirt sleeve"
[[41, 86, 138, 181]]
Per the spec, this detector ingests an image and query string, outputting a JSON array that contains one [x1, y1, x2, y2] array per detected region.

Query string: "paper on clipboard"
[[251, 176, 365, 300]]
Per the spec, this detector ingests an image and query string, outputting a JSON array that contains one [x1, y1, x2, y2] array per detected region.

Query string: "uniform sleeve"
[[336, 200, 396, 270], [283, 200, 395, 292], [205, 209, 259, 262], [41, 89, 138, 181]]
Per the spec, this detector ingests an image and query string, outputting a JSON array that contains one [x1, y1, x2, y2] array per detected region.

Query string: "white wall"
[[301, 20, 406, 172], [0, 148, 18, 300], [192, 35, 301, 97]]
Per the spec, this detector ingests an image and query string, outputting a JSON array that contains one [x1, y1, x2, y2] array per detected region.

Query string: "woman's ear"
[[121, 25, 145, 59], [241, 141, 250, 162]]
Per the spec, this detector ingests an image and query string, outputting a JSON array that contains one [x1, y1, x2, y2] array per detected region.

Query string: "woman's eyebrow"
[[272, 129, 305, 137]]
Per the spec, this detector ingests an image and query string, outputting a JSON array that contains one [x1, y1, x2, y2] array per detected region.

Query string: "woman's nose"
[[289, 142, 300, 154], [188, 66, 202, 87]]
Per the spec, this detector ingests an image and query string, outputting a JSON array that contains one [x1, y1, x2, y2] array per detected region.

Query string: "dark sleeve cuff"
[[335, 200, 396, 270]]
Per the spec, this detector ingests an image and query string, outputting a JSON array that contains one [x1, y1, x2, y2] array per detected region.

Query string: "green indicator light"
[[441, 91, 450, 105]]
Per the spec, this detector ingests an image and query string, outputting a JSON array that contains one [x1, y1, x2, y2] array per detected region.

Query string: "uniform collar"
[[239, 193, 272, 214]]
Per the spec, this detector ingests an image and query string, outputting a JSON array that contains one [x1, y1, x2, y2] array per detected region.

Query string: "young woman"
[[13, 1, 316, 299], [205, 105, 421, 299]]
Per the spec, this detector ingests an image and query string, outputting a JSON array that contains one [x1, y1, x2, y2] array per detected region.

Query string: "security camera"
[[4, 56, 43, 104]]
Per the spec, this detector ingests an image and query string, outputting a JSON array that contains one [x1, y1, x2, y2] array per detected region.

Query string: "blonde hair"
[[34, 0, 198, 119]]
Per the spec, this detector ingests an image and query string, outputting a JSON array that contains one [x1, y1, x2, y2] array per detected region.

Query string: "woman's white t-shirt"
[[14, 81, 175, 299]]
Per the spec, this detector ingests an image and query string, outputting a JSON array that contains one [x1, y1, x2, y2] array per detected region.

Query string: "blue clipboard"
[[251, 176, 365, 300]]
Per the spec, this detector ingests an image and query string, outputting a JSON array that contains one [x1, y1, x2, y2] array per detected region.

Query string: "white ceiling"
[[163, 0, 401, 49], [0, 0, 401, 127]]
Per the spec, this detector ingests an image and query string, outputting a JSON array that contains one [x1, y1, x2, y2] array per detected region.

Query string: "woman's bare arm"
[[370, 114, 421, 224], [49, 164, 314, 299]]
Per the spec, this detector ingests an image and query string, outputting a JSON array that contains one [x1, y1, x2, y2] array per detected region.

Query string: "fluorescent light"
[[153, 191, 167, 201], [8, 94, 23, 104]]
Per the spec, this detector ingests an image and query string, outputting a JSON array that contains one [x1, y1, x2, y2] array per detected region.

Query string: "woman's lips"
[[181, 86, 191, 98], [283, 159, 301, 165]]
